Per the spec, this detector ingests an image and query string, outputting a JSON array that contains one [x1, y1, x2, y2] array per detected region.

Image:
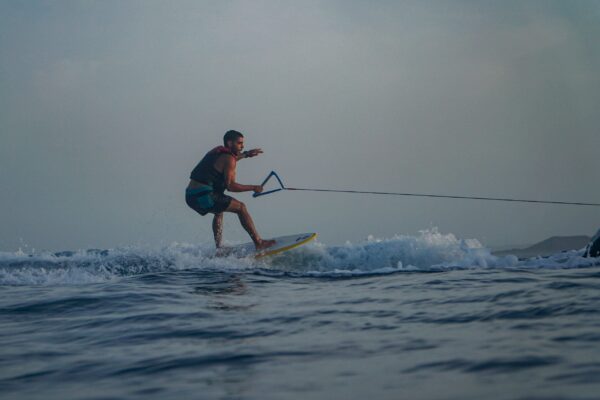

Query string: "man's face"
[[227, 137, 244, 155]]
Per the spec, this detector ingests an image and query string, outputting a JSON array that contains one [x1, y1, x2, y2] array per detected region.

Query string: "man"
[[186, 130, 276, 250]]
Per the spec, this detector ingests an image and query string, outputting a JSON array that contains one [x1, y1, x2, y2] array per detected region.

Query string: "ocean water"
[[1, 230, 600, 400]]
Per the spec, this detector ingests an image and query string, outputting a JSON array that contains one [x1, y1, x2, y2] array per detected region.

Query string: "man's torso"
[[188, 150, 234, 191]]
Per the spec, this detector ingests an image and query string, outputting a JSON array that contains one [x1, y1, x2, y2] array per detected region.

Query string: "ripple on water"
[[403, 355, 562, 374]]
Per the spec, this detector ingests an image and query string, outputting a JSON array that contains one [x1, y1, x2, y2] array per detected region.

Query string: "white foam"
[[265, 228, 521, 275], [0, 243, 237, 286], [0, 229, 597, 285]]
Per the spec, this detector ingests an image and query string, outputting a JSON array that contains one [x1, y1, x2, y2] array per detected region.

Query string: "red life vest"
[[189, 146, 236, 192], [208, 146, 236, 161]]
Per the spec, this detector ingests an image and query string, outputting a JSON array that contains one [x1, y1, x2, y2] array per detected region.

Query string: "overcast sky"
[[1, 0, 599, 252]]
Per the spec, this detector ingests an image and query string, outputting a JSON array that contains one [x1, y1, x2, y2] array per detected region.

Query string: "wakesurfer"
[[186, 130, 276, 251]]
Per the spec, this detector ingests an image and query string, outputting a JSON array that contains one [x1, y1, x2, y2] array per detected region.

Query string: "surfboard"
[[220, 233, 317, 259]]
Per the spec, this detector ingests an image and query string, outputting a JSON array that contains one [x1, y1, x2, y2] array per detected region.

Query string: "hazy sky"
[[1, 0, 599, 251]]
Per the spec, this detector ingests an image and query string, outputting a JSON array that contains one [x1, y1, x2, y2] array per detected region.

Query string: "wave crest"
[[0, 229, 597, 285]]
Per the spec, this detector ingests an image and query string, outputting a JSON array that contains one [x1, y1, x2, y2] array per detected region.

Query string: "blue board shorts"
[[185, 185, 233, 216]]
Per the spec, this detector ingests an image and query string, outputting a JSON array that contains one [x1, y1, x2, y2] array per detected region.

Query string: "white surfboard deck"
[[220, 233, 317, 259]]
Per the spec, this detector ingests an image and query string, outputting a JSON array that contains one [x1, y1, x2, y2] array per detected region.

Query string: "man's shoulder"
[[215, 153, 236, 166]]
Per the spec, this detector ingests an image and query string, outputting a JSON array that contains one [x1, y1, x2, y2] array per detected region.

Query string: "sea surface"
[[1, 230, 600, 400]]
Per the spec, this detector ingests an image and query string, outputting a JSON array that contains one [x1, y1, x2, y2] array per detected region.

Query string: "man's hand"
[[253, 185, 264, 194], [244, 148, 263, 158]]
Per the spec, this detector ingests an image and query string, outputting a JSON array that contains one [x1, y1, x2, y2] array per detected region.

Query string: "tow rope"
[[253, 171, 600, 207]]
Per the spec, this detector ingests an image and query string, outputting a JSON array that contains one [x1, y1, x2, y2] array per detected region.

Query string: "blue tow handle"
[[253, 171, 286, 198]]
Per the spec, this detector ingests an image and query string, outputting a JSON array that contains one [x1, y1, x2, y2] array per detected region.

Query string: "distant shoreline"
[[492, 235, 590, 258]]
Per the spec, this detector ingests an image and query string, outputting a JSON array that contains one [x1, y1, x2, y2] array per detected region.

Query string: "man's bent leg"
[[212, 213, 224, 248], [225, 199, 275, 250], [226, 199, 260, 244]]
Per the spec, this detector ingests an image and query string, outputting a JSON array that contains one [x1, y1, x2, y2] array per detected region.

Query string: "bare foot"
[[255, 239, 276, 250], [215, 246, 232, 257]]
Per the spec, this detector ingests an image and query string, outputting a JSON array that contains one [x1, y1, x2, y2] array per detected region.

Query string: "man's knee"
[[226, 199, 247, 214], [213, 213, 223, 224]]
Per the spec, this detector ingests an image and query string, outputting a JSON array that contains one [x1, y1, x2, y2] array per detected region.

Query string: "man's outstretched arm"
[[236, 148, 263, 161]]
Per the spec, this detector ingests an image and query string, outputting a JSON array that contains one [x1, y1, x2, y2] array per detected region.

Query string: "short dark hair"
[[223, 130, 244, 146]]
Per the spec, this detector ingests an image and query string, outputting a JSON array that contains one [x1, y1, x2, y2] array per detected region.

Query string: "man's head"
[[223, 130, 244, 155]]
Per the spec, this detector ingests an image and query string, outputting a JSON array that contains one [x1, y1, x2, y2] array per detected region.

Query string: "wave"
[[1, 229, 597, 286]]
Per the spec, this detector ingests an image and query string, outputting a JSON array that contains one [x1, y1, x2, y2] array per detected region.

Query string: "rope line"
[[285, 187, 600, 207], [253, 171, 600, 207]]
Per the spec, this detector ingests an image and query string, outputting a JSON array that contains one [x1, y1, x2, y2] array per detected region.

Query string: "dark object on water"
[[584, 230, 600, 258]]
